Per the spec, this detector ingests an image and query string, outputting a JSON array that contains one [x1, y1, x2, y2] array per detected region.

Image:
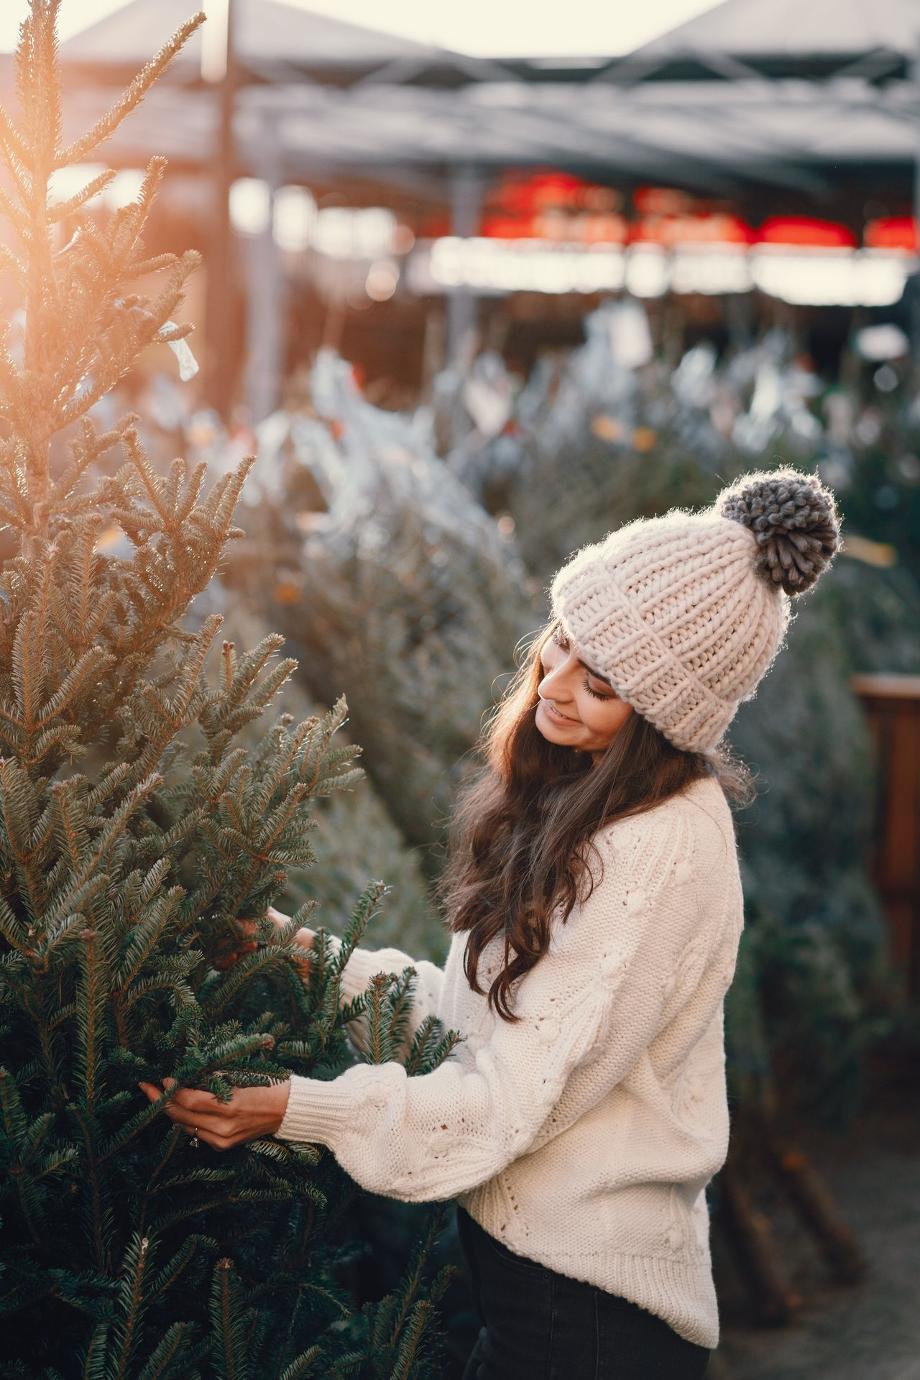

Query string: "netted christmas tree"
[[0, 5, 459, 1375], [443, 302, 733, 582], [232, 349, 538, 864]]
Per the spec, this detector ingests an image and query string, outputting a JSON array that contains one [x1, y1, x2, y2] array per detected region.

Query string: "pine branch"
[[199, 635, 290, 741], [0, 185, 31, 246], [0, 756, 49, 921], [362, 974, 392, 1064], [147, 1232, 216, 1303], [20, 721, 87, 771], [390, 1300, 432, 1380], [11, 606, 43, 729], [69, 1101, 115, 1275], [278, 1347, 324, 1380], [112, 884, 184, 989], [57, 14, 207, 168], [17, 1, 64, 174], [47, 167, 117, 223], [108, 1231, 156, 1380], [97, 1075, 185, 1165], [191, 746, 250, 804], [0, 239, 26, 284], [209, 1257, 254, 1380], [145, 1168, 235, 1197], [34, 643, 112, 729], [0, 892, 30, 954], [197, 948, 298, 1023], [52, 770, 162, 906], [383, 968, 416, 1062], [36, 879, 110, 955], [403, 1015, 447, 1078], [0, 1066, 48, 1243], [0, 437, 33, 526], [389, 1206, 449, 1346], [0, 97, 31, 171], [74, 924, 109, 1110], [329, 879, 388, 979], [135, 1321, 197, 1380], [55, 251, 201, 435], [124, 251, 181, 280], [109, 155, 168, 267], [53, 418, 134, 510]]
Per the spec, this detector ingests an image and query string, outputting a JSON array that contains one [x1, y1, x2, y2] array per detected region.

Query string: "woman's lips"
[[542, 700, 579, 724]]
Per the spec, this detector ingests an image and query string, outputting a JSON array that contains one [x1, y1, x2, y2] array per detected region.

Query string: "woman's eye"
[[551, 630, 609, 698], [582, 676, 610, 700]]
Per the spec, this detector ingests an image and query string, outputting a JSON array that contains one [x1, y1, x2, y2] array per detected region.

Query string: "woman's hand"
[[137, 1076, 291, 1150], [213, 906, 315, 979], [272, 906, 315, 981]]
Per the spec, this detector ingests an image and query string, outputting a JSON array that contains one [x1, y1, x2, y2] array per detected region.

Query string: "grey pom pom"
[[716, 467, 841, 596]]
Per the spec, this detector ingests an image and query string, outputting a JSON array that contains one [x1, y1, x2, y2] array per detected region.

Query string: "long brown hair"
[[435, 619, 754, 1023]]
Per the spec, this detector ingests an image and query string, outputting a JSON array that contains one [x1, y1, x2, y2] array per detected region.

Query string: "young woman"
[[141, 467, 841, 1378]]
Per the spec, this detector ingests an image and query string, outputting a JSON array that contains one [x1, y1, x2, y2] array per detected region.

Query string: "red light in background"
[[633, 187, 698, 216], [757, 217, 857, 248], [630, 213, 754, 246], [863, 216, 919, 252]]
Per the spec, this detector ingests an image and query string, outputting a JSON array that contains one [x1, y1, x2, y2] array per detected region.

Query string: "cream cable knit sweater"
[[276, 774, 744, 1349]]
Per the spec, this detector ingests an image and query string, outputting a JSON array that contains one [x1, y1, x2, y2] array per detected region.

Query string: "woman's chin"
[[536, 702, 580, 742]]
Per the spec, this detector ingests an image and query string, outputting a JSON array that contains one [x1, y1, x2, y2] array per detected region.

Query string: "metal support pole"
[[911, 38, 920, 370], [244, 122, 284, 424], [202, 0, 238, 421], [446, 164, 484, 370]]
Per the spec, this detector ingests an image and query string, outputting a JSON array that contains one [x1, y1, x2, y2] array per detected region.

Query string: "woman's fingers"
[[138, 1079, 237, 1137], [213, 940, 258, 971], [212, 911, 315, 977], [267, 908, 316, 950], [139, 1077, 216, 1112], [213, 917, 258, 970], [138, 1079, 290, 1151]]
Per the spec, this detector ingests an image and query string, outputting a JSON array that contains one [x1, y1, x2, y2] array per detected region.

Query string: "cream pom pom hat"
[[549, 467, 842, 754]]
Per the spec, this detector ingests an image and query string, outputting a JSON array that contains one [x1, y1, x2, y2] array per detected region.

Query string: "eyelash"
[[550, 630, 610, 699], [583, 679, 609, 701]]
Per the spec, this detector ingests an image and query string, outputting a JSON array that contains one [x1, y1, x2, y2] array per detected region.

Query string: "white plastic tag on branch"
[[161, 319, 200, 382]]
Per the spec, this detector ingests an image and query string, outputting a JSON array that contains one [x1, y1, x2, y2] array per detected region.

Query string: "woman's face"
[[536, 625, 633, 763]]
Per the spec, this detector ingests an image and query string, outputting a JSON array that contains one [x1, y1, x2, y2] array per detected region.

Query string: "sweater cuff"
[[276, 1072, 358, 1145]]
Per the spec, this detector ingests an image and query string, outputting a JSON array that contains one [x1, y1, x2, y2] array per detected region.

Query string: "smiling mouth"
[[543, 701, 579, 724]]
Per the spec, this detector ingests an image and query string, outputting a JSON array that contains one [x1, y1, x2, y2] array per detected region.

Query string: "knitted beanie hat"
[[549, 466, 842, 754]]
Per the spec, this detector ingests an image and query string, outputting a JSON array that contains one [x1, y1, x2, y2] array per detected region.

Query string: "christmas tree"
[[235, 351, 538, 864], [0, 5, 459, 1375]]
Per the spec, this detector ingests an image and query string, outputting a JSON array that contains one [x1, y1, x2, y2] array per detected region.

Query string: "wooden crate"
[[850, 674, 920, 1002]]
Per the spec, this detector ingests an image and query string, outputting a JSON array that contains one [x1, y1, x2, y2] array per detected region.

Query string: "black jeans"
[[456, 1205, 711, 1380]]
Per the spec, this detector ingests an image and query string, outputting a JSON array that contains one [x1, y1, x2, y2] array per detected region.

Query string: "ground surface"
[[715, 1080, 920, 1380], [364, 1068, 920, 1379]]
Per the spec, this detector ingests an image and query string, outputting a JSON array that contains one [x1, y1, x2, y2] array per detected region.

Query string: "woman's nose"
[[540, 659, 575, 698]]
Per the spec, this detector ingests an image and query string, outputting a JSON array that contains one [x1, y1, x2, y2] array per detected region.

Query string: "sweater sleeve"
[[275, 806, 714, 1202], [321, 932, 446, 1061]]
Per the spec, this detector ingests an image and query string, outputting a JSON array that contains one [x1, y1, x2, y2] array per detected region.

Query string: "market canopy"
[[13, 71, 917, 210], [608, 0, 920, 81], [58, 0, 501, 88], [0, 0, 915, 214]]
